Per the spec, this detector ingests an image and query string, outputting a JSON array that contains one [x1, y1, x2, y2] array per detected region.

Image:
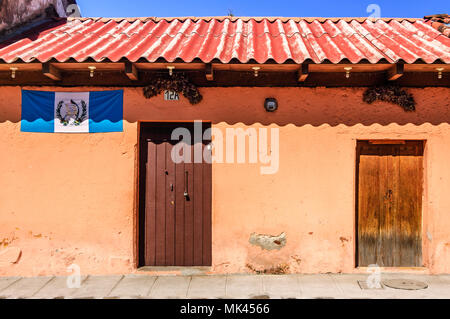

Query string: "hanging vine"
[[363, 85, 415, 111], [143, 73, 203, 105]]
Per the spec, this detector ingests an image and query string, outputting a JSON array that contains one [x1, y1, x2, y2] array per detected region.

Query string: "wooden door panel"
[[380, 146, 396, 267], [357, 141, 423, 267], [357, 147, 381, 266], [145, 142, 157, 266], [184, 148, 195, 266], [396, 144, 423, 266], [155, 141, 167, 266], [175, 159, 185, 266], [142, 123, 212, 267], [165, 142, 176, 266], [193, 146, 204, 266]]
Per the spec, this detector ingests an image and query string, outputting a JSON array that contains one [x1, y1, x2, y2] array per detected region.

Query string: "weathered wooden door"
[[142, 123, 212, 266], [356, 141, 423, 267]]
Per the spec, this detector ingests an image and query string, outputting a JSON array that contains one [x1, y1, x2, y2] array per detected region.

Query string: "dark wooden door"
[[142, 123, 212, 266], [357, 141, 423, 267]]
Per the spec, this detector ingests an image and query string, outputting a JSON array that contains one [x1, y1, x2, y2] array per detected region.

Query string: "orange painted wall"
[[0, 86, 449, 276]]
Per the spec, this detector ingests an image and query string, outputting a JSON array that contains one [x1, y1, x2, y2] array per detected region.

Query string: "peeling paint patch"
[[290, 255, 302, 264], [0, 247, 22, 266], [0, 234, 18, 248], [212, 262, 230, 272], [246, 263, 290, 274], [249, 232, 286, 250], [339, 236, 350, 246]]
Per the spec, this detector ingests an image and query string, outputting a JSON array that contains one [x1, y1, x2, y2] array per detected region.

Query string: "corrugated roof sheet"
[[0, 17, 449, 64]]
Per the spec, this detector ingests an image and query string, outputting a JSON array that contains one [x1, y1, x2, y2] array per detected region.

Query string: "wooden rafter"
[[42, 63, 61, 81], [125, 62, 139, 81], [205, 63, 214, 81], [298, 63, 309, 82], [387, 63, 404, 81]]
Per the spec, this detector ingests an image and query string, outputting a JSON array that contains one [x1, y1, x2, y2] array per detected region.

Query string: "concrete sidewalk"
[[0, 273, 449, 299]]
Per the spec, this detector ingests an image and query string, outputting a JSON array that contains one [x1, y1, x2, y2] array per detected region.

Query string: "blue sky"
[[76, 0, 447, 18]]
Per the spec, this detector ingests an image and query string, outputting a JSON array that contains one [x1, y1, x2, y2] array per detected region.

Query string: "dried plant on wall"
[[143, 73, 203, 105], [363, 85, 416, 111]]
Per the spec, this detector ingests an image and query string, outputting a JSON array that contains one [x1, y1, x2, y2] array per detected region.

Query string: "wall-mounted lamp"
[[264, 98, 278, 112], [88, 66, 96, 78], [252, 66, 261, 77], [344, 67, 352, 79], [10, 67, 18, 79], [167, 66, 175, 76], [436, 67, 444, 79]]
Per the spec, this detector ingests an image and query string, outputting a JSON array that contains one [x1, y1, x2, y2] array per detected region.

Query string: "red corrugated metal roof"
[[0, 17, 448, 64]]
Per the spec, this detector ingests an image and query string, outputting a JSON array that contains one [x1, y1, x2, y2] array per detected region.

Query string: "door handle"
[[184, 171, 189, 198]]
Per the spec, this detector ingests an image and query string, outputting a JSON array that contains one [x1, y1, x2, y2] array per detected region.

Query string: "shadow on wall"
[[0, 86, 450, 127]]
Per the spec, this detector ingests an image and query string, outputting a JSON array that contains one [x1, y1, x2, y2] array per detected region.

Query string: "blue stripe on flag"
[[21, 90, 55, 133], [89, 90, 123, 133]]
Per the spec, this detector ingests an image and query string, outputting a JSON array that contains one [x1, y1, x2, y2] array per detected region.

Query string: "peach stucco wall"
[[0, 85, 449, 276]]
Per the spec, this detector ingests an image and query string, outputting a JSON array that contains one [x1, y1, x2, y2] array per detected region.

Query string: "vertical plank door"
[[143, 124, 212, 266], [357, 141, 423, 267]]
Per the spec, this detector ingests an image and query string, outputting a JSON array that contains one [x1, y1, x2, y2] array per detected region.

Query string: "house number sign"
[[164, 90, 180, 101]]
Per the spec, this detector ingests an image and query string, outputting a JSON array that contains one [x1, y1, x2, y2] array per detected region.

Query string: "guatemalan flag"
[[21, 90, 123, 133]]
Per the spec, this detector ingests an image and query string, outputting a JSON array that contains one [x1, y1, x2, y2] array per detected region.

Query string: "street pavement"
[[0, 273, 449, 299]]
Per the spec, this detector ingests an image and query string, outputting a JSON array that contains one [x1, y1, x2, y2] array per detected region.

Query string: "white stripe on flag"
[[54, 92, 90, 133]]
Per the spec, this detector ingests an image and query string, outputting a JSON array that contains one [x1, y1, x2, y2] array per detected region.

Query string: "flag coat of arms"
[[21, 90, 123, 133]]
